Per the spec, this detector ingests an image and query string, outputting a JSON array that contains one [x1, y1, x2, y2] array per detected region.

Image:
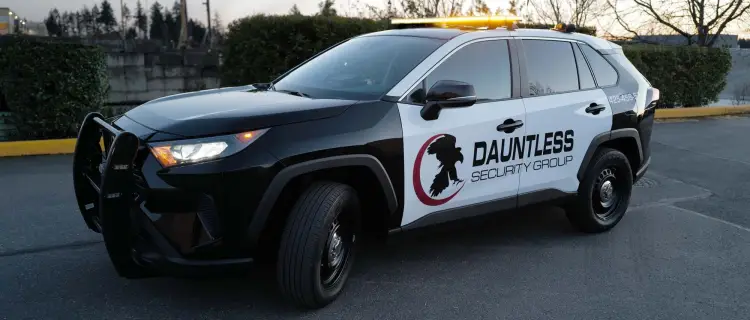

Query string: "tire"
[[566, 147, 633, 233], [276, 181, 361, 309]]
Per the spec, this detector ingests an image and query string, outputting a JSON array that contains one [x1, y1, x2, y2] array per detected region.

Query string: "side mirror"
[[420, 80, 477, 121]]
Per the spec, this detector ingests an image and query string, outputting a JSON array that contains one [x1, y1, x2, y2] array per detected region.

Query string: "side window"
[[522, 39, 579, 96], [573, 44, 596, 90], [579, 44, 618, 87], [406, 40, 511, 104]]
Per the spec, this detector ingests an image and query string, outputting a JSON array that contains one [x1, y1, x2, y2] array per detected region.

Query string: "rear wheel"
[[277, 181, 361, 309], [566, 148, 633, 233]]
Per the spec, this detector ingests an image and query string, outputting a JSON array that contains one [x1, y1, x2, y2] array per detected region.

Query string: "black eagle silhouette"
[[427, 134, 464, 197]]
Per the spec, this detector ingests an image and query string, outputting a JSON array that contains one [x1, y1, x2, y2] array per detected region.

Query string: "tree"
[[318, 0, 338, 16], [289, 4, 303, 15], [526, 0, 601, 26], [97, 0, 118, 33], [81, 6, 94, 35], [134, 0, 148, 38], [211, 12, 226, 44], [126, 27, 138, 39], [44, 9, 63, 37], [508, 0, 519, 15], [164, 7, 177, 43], [188, 19, 207, 44], [91, 5, 102, 34], [149, 2, 165, 40], [608, 0, 750, 46]]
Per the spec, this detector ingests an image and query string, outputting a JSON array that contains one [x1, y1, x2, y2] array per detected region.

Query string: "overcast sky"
[[10, 0, 509, 25], [8, 0, 748, 37]]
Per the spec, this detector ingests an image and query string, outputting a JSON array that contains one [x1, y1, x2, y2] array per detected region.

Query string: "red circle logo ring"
[[413, 133, 465, 206]]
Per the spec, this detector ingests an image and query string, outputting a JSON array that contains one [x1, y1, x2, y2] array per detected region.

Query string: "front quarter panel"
[[261, 100, 405, 222]]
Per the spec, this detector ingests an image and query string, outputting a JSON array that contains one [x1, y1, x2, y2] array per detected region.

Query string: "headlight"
[[148, 128, 269, 168]]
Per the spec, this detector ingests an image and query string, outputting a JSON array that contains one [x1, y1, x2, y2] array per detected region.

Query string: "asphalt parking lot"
[[2, 116, 750, 319]]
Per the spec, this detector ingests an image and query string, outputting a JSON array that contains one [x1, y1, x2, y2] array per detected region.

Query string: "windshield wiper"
[[275, 89, 312, 98]]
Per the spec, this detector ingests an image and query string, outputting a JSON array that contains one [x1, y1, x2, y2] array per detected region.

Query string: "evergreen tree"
[[149, 2, 165, 40], [164, 7, 177, 43], [134, 0, 148, 38], [44, 9, 62, 37], [97, 0, 118, 33], [289, 4, 303, 15], [91, 4, 102, 34], [81, 6, 94, 35]]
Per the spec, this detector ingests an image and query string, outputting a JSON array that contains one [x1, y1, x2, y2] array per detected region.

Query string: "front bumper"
[[72, 113, 277, 277]]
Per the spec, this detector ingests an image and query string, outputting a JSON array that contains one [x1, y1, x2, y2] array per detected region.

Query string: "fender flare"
[[577, 128, 643, 181], [246, 154, 399, 244]]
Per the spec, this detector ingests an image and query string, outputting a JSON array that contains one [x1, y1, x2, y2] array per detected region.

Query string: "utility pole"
[[178, 0, 188, 48], [203, 0, 211, 48]]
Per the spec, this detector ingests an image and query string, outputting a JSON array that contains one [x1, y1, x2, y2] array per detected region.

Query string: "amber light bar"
[[391, 15, 522, 28]]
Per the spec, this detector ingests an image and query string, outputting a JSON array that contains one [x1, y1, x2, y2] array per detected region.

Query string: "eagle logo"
[[413, 134, 466, 206]]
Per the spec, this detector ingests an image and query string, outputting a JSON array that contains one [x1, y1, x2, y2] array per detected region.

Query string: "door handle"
[[586, 103, 606, 115], [497, 119, 523, 133]]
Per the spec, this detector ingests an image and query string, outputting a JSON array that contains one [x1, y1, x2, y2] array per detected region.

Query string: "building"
[[0, 8, 38, 35], [0, 7, 13, 35]]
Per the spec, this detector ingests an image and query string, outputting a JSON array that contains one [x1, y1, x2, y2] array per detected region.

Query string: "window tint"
[[573, 44, 596, 90], [579, 44, 618, 87], [406, 40, 511, 104], [523, 40, 578, 96], [273, 35, 444, 100]]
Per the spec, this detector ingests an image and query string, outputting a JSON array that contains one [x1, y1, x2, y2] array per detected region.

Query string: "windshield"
[[272, 35, 445, 100]]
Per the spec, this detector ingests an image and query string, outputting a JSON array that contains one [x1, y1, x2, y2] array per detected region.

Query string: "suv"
[[72, 19, 659, 309]]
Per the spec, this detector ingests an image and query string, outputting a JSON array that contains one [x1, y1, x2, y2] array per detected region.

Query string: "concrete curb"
[[2, 105, 750, 157], [0, 138, 77, 157], [654, 105, 750, 119]]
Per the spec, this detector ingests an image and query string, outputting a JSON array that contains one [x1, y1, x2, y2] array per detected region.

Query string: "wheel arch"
[[247, 154, 399, 249], [577, 128, 643, 181]]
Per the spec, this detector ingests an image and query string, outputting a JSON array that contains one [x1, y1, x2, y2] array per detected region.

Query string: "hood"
[[123, 86, 357, 138]]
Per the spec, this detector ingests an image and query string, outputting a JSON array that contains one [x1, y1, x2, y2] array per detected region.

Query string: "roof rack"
[[390, 15, 522, 31]]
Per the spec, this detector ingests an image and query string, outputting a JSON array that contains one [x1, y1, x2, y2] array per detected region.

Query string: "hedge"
[[622, 44, 731, 108], [0, 36, 108, 139], [222, 14, 388, 86], [223, 16, 731, 109]]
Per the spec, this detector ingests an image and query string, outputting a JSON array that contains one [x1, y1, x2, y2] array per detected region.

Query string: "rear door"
[[397, 38, 527, 227], [515, 38, 613, 201]]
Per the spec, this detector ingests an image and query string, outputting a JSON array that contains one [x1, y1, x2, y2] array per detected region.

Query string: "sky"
[[7, 0, 394, 25], [7, 0, 749, 37]]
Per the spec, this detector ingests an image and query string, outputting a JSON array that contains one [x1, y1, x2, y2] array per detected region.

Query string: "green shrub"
[[222, 14, 388, 86], [0, 35, 108, 139], [622, 44, 732, 108]]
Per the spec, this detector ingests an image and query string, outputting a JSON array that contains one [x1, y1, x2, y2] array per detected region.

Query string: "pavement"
[[2, 116, 750, 319]]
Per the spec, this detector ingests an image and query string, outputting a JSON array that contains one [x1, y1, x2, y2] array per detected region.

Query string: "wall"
[[719, 48, 750, 104], [106, 50, 221, 109]]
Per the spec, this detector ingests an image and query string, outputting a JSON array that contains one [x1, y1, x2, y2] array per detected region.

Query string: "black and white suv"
[[72, 19, 659, 309]]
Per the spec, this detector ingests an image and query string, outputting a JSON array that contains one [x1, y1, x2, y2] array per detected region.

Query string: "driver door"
[[397, 38, 527, 227]]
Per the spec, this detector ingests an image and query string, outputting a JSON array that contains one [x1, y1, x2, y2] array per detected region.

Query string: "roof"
[[359, 28, 466, 40], [362, 26, 617, 51]]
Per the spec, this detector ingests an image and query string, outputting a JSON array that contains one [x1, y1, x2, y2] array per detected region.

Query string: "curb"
[[654, 105, 750, 119], [0, 138, 77, 157], [2, 105, 750, 158]]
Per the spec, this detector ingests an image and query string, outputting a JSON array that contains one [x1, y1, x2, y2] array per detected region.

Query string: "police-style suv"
[[72, 20, 658, 309]]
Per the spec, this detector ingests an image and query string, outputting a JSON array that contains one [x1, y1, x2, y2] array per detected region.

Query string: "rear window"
[[272, 35, 445, 100], [579, 44, 619, 87]]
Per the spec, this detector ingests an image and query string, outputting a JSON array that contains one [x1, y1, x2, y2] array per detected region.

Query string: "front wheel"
[[566, 148, 633, 233], [276, 182, 361, 309]]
